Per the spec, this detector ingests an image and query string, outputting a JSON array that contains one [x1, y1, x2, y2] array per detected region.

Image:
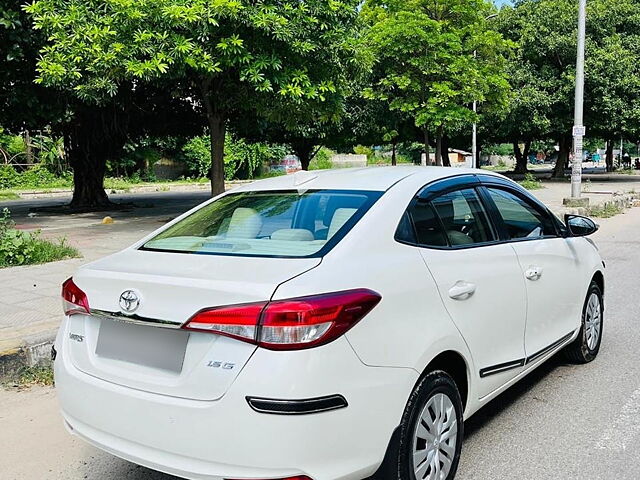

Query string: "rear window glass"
[[142, 190, 382, 258]]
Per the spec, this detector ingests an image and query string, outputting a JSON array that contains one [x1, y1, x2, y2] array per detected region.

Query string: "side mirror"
[[565, 214, 599, 237]]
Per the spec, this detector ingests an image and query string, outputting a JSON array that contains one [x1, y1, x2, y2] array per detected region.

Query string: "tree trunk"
[[292, 140, 315, 171], [391, 139, 397, 166], [606, 139, 614, 172], [66, 104, 125, 210], [441, 133, 451, 167], [513, 140, 531, 174], [552, 135, 571, 178], [435, 126, 443, 166], [208, 111, 226, 196], [424, 128, 430, 166], [202, 79, 227, 196]]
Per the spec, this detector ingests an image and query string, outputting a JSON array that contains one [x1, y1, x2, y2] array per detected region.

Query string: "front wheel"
[[565, 281, 603, 363], [397, 371, 464, 480]]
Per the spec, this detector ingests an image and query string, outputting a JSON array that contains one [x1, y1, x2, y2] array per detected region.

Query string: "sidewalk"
[[0, 175, 638, 377]]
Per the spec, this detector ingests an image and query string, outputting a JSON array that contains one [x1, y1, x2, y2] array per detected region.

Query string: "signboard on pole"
[[573, 125, 587, 137]]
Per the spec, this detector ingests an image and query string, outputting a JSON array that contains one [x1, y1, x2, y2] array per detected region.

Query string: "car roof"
[[231, 167, 507, 193]]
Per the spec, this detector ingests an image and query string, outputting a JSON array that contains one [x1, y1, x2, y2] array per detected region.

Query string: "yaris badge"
[[119, 290, 140, 314]]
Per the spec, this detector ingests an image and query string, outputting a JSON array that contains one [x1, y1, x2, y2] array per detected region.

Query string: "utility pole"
[[570, 0, 587, 199]]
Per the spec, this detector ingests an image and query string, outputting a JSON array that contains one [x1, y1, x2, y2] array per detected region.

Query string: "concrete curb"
[[0, 331, 56, 380], [7, 180, 254, 200], [552, 192, 640, 218]]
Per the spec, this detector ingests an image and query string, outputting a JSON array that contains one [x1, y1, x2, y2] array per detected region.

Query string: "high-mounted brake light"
[[61, 277, 90, 315], [183, 289, 381, 351]]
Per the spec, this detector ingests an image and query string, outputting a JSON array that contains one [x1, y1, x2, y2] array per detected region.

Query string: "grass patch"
[[587, 203, 624, 218], [0, 191, 19, 200], [14, 365, 54, 387], [519, 173, 544, 190], [0, 208, 81, 268]]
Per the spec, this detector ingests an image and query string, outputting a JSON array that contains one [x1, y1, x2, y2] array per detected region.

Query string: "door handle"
[[448, 281, 476, 300], [525, 266, 543, 281]]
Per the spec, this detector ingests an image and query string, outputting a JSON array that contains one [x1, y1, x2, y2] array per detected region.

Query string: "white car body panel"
[[418, 243, 527, 398], [53, 167, 605, 480]]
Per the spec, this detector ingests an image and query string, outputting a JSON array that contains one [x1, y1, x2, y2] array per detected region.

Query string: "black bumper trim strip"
[[246, 395, 348, 415]]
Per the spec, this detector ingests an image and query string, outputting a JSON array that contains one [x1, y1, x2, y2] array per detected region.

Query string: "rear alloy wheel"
[[565, 281, 603, 364], [398, 371, 464, 480]]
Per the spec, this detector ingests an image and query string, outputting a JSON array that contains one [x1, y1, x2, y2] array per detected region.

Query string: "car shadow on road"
[[463, 353, 569, 439]]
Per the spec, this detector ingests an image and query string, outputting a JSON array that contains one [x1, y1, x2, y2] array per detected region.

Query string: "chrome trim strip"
[[90, 309, 183, 329]]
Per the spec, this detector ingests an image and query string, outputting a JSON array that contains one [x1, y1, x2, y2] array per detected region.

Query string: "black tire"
[[564, 281, 603, 364], [395, 371, 464, 480]]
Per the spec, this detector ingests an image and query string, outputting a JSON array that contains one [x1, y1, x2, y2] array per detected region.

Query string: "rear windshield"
[[141, 190, 382, 258]]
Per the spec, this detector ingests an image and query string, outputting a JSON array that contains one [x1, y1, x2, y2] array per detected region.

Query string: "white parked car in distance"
[[55, 167, 604, 480]]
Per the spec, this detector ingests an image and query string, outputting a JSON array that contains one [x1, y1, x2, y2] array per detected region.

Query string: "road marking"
[[596, 386, 640, 451]]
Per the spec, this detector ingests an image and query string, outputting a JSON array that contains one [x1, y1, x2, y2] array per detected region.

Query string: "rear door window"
[[396, 188, 495, 248], [431, 189, 493, 246], [142, 190, 381, 258]]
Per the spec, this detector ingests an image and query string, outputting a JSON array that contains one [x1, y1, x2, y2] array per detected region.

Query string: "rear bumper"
[[54, 323, 418, 480]]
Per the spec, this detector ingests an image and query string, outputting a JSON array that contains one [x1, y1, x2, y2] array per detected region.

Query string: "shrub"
[[0, 165, 19, 189], [519, 173, 543, 191], [0, 209, 80, 268], [182, 134, 289, 180], [309, 147, 334, 170]]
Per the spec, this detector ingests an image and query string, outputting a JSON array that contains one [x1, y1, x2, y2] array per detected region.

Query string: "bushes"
[[182, 134, 289, 180], [0, 165, 72, 190], [309, 147, 334, 170], [0, 209, 79, 267]]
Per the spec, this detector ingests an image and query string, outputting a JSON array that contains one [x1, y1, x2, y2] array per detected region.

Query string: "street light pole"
[[472, 13, 498, 169], [571, 0, 587, 199], [472, 51, 478, 168]]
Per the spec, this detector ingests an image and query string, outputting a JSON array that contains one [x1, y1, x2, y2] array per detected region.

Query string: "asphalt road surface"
[[2, 207, 640, 480]]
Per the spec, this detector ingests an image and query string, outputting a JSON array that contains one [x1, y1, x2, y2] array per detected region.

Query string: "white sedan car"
[[55, 167, 604, 480]]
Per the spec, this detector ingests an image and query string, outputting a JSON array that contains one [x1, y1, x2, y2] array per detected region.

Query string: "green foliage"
[[353, 145, 375, 161], [0, 133, 26, 156], [182, 134, 289, 180], [0, 208, 79, 267], [32, 135, 67, 175], [362, 0, 511, 136], [309, 148, 334, 170], [0, 165, 72, 190], [519, 173, 543, 190], [588, 202, 624, 218], [483, 143, 513, 156], [182, 136, 212, 178], [0, 191, 19, 200]]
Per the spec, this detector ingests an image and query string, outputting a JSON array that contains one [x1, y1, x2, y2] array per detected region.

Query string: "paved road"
[[2, 202, 640, 479]]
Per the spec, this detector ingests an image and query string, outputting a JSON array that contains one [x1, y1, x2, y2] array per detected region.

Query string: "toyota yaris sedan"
[[55, 167, 604, 480]]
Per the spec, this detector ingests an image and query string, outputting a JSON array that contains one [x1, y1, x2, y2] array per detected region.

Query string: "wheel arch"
[[592, 270, 605, 298], [421, 350, 469, 412]]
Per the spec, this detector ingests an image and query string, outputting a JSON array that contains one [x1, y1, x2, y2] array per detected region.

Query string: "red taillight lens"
[[182, 302, 267, 342], [183, 289, 381, 351], [61, 277, 90, 315]]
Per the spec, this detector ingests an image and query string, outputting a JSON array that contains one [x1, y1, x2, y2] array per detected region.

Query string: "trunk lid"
[[66, 249, 320, 401]]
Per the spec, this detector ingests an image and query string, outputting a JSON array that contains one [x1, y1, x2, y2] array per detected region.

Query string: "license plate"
[[96, 320, 189, 373]]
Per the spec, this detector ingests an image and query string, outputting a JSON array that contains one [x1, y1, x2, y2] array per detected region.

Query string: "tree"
[[497, 0, 640, 176], [27, 0, 362, 200], [0, 2, 62, 137], [362, 0, 511, 166], [483, 6, 554, 174]]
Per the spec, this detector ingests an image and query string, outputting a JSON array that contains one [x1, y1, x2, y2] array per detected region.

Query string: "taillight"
[[61, 277, 90, 315], [184, 302, 267, 343], [183, 289, 381, 351]]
